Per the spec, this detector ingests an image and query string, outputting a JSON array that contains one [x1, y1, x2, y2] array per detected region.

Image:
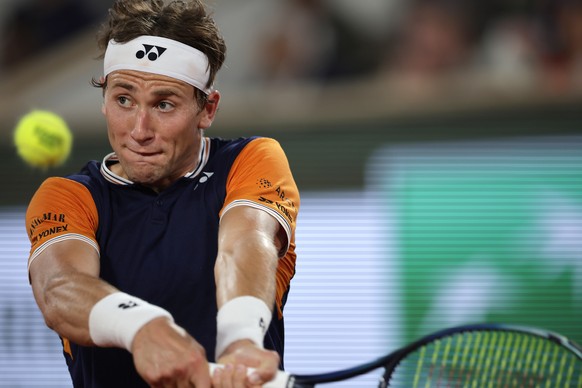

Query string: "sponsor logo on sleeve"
[[29, 213, 69, 243], [256, 180, 297, 224]]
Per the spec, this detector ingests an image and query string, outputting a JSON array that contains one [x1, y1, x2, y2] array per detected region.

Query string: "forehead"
[[107, 70, 195, 94]]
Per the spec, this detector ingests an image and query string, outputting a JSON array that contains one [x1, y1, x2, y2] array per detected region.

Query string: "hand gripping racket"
[[212, 323, 582, 387]]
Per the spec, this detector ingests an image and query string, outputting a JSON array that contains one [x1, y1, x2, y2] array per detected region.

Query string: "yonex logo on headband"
[[104, 35, 212, 94], [136, 45, 167, 61]]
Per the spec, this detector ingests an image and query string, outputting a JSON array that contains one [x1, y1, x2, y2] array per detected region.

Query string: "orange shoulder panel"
[[222, 137, 299, 227], [25, 177, 99, 257]]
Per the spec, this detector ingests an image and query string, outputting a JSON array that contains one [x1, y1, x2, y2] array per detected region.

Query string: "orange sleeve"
[[220, 137, 300, 318], [220, 137, 299, 251], [25, 177, 99, 269]]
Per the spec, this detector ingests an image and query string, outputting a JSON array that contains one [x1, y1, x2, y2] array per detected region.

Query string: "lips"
[[135, 151, 160, 157], [127, 148, 163, 159], [126, 145, 160, 155]]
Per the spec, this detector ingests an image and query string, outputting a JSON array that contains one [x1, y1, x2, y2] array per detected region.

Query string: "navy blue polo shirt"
[[26, 136, 299, 388]]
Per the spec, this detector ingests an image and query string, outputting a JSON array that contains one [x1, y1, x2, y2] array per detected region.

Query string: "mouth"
[[127, 148, 162, 158]]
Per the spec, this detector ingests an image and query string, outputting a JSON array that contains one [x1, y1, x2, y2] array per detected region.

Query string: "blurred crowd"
[[2, 0, 582, 95], [251, 0, 582, 95], [0, 0, 105, 70]]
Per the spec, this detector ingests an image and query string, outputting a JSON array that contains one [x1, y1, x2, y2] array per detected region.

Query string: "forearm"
[[34, 268, 117, 346], [29, 239, 116, 346], [213, 237, 282, 381], [30, 242, 209, 386]]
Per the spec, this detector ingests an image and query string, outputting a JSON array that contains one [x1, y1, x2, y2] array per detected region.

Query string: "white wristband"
[[89, 292, 173, 352], [215, 296, 272, 358]]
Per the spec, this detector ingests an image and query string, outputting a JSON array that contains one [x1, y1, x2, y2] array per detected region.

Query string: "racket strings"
[[388, 331, 582, 387]]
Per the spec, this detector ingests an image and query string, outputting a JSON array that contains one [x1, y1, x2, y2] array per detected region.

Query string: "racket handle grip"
[[209, 362, 291, 387]]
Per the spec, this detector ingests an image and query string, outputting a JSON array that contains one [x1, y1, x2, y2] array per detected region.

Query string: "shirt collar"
[[100, 137, 211, 185]]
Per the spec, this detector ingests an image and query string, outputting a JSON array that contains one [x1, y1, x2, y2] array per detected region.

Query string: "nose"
[[130, 108, 154, 143]]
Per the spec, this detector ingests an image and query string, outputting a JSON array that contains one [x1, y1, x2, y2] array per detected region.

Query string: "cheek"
[[104, 111, 129, 147], [104, 105, 130, 134], [106, 124, 120, 149], [105, 115, 120, 139], [167, 126, 201, 155]]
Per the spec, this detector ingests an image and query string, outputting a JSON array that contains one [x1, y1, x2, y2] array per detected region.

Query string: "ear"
[[198, 90, 221, 130]]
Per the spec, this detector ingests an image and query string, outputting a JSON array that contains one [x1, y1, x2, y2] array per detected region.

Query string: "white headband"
[[104, 35, 212, 94]]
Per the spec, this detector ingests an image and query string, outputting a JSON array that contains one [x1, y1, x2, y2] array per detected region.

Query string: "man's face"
[[102, 70, 218, 191]]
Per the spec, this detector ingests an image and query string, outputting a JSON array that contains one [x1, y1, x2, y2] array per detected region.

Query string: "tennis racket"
[[211, 323, 582, 387]]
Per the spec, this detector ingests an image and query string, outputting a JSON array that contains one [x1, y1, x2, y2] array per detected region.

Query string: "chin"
[[126, 166, 163, 184]]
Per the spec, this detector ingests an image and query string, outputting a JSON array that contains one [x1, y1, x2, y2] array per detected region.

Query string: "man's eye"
[[158, 101, 174, 111], [117, 96, 131, 106]]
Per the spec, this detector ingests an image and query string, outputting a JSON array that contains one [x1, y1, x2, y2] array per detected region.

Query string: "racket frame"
[[289, 323, 582, 387]]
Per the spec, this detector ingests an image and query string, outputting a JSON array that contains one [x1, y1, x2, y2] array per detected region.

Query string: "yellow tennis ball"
[[13, 110, 73, 168]]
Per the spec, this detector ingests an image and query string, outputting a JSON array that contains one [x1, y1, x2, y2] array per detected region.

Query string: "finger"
[[216, 363, 234, 388], [176, 378, 191, 388], [185, 364, 211, 388], [248, 350, 280, 385], [211, 365, 223, 388], [233, 364, 248, 388]]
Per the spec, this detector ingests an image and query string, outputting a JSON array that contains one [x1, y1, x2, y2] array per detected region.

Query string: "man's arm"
[[215, 205, 282, 306], [29, 239, 112, 344], [29, 239, 211, 387], [213, 205, 284, 386]]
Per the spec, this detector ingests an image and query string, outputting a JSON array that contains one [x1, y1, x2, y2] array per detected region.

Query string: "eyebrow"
[[110, 81, 134, 91], [152, 89, 181, 97], [109, 82, 182, 97]]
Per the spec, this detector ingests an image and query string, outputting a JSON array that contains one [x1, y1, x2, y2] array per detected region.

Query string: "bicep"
[[218, 205, 282, 254]]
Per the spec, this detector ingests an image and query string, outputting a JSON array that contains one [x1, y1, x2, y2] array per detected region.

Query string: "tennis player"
[[24, 0, 299, 387]]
